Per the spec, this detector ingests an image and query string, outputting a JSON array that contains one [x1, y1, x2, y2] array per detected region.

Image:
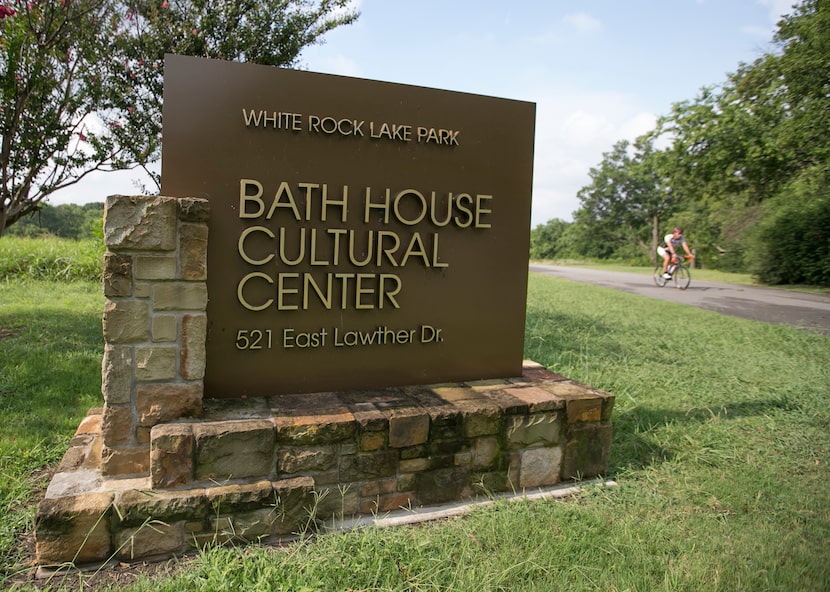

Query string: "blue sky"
[[51, 0, 795, 227]]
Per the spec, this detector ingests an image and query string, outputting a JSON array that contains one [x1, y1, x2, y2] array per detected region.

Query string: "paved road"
[[529, 264, 830, 336]]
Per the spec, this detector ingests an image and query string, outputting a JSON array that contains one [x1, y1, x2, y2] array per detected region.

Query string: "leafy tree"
[[7, 202, 104, 239], [529, 218, 571, 260], [1, 0, 119, 236], [751, 170, 830, 285], [0, 0, 359, 236], [573, 136, 676, 262], [563, 0, 829, 283]]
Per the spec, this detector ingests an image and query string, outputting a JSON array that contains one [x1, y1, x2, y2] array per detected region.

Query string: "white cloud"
[[307, 54, 361, 77], [563, 12, 603, 33], [758, 0, 797, 23], [525, 86, 658, 225]]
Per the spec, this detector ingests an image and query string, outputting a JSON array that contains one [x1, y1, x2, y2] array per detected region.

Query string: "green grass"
[[0, 236, 104, 282], [2, 260, 829, 590], [0, 279, 104, 585]]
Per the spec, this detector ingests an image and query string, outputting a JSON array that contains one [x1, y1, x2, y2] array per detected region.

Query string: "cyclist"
[[658, 227, 694, 279]]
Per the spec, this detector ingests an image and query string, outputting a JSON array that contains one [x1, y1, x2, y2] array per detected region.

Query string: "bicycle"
[[653, 255, 691, 290]]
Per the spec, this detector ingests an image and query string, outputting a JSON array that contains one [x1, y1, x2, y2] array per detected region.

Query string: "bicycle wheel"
[[673, 266, 691, 290], [653, 266, 668, 287]]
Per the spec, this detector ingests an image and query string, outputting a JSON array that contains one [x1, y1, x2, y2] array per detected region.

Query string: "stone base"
[[35, 361, 614, 567]]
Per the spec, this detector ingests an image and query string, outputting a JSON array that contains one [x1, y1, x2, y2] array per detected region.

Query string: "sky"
[[48, 0, 796, 227]]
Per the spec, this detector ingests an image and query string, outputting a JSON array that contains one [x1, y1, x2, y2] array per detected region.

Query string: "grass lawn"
[[1, 271, 828, 591]]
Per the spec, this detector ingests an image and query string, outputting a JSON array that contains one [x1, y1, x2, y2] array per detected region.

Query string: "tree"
[[1, 0, 120, 236], [529, 218, 571, 260], [572, 136, 677, 262], [0, 0, 359, 236]]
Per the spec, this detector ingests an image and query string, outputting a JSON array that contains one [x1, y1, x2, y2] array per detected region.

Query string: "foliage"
[[545, 0, 830, 284], [0, 0, 359, 236], [7, 202, 104, 239], [751, 170, 830, 285], [0, 0, 119, 236], [529, 218, 571, 259]]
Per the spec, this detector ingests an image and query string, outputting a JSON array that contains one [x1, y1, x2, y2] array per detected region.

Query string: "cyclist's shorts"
[[657, 246, 668, 257]]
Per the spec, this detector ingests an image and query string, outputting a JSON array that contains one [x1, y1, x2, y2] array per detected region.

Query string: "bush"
[[751, 178, 830, 286]]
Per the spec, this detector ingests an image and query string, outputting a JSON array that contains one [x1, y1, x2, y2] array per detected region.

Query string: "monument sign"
[[161, 55, 536, 397]]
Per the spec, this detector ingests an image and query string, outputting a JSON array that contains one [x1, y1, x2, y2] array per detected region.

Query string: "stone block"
[[136, 382, 202, 427], [562, 422, 612, 480], [103, 300, 149, 344], [471, 436, 500, 470], [104, 195, 177, 251], [432, 386, 479, 403], [359, 478, 397, 497], [566, 396, 603, 424], [416, 467, 468, 505], [351, 405, 387, 432], [457, 399, 502, 437], [202, 397, 271, 421], [360, 492, 414, 514], [152, 282, 208, 311], [152, 314, 178, 342], [387, 409, 429, 448], [506, 412, 562, 449], [272, 477, 315, 535], [504, 386, 565, 412], [397, 473, 416, 492], [397, 444, 425, 459], [181, 313, 207, 380], [207, 480, 276, 514], [115, 521, 185, 561], [313, 485, 359, 520], [598, 391, 615, 421], [179, 222, 208, 280], [114, 487, 208, 527], [359, 430, 386, 451], [177, 197, 210, 223], [134, 255, 177, 280], [277, 445, 337, 474], [58, 440, 92, 472], [75, 410, 102, 435], [275, 412, 356, 445], [470, 471, 511, 495], [103, 252, 132, 297], [102, 344, 133, 405], [101, 446, 149, 476], [209, 508, 273, 542], [399, 457, 430, 473], [102, 405, 134, 447], [519, 446, 563, 488], [35, 492, 114, 566], [340, 450, 398, 481], [44, 469, 102, 499], [134, 346, 178, 382], [150, 424, 194, 488], [194, 420, 275, 481]]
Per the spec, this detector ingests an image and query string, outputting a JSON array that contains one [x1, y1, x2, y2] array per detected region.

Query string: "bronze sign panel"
[[161, 55, 535, 398]]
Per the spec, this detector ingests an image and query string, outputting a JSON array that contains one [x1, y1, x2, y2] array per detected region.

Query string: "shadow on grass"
[[609, 396, 800, 474], [0, 307, 102, 445], [523, 310, 630, 365]]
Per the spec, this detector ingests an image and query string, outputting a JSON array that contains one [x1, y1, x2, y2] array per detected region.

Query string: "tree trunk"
[[651, 214, 659, 265]]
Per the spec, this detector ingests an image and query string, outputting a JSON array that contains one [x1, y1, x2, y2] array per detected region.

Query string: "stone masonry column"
[[100, 195, 209, 476]]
